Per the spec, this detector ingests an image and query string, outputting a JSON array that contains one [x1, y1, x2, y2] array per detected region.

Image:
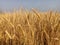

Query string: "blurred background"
[[0, 0, 60, 11]]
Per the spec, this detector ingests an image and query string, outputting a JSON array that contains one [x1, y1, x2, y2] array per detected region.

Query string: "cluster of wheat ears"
[[0, 9, 60, 45]]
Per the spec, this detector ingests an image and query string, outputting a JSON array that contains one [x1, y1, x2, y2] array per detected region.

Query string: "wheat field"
[[0, 9, 60, 45]]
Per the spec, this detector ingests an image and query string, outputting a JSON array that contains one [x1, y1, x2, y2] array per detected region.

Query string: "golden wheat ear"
[[5, 30, 12, 39]]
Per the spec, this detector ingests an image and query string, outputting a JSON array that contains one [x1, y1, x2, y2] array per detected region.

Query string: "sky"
[[0, 0, 60, 11]]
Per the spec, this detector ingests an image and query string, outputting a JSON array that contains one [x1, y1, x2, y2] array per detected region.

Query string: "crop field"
[[0, 9, 60, 45]]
